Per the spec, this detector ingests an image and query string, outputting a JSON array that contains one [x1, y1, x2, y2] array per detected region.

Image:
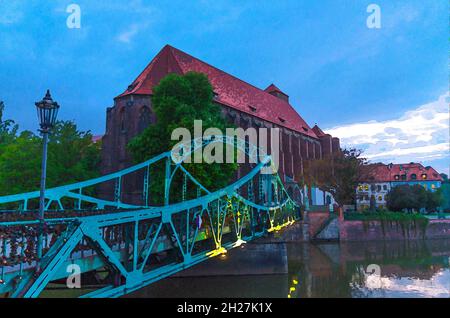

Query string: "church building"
[[100, 45, 340, 205]]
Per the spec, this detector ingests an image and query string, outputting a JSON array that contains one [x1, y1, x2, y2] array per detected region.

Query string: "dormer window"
[[410, 174, 417, 180], [302, 127, 308, 132], [127, 81, 139, 92], [421, 174, 427, 180], [394, 175, 400, 180], [278, 117, 286, 123], [249, 105, 257, 112]]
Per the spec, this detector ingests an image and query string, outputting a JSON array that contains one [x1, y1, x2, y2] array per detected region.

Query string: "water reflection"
[[291, 240, 450, 298], [128, 239, 450, 298]]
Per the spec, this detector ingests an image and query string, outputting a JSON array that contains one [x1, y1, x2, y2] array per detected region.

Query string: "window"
[[401, 174, 407, 181], [371, 184, 376, 191], [421, 174, 427, 180], [119, 108, 126, 132], [394, 175, 400, 180], [126, 81, 139, 92], [377, 185, 381, 192], [364, 185, 369, 191], [378, 196, 382, 201], [138, 106, 152, 132], [410, 174, 417, 180], [383, 185, 387, 190], [431, 184, 436, 189]]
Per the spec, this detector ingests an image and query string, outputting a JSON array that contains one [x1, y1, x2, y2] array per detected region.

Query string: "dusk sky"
[[0, 0, 448, 174]]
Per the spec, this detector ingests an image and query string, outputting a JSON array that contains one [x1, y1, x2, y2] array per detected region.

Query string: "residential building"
[[356, 162, 443, 211]]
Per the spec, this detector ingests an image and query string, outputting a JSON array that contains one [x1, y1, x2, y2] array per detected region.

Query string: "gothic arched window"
[[119, 108, 126, 133], [138, 106, 152, 132]]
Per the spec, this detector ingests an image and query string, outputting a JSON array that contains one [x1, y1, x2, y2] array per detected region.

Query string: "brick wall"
[[340, 219, 450, 241]]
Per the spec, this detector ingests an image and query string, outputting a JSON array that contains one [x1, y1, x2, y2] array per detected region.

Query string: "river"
[[128, 239, 450, 298]]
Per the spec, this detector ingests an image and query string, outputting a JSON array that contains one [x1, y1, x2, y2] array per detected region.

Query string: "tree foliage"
[[386, 184, 442, 213], [128, 72, 238, 204], [301, 148, 367, 206], [0, 101, 19, 154], [0, 108, 101, 196]]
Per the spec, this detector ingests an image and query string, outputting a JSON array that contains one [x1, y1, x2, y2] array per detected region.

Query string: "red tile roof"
[[361, 163, 443, 182], [117, 45, 318, 138], [360, 164, 393, 182]]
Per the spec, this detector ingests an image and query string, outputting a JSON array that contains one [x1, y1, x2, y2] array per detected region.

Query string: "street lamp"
[[35, 89, 59, 260]]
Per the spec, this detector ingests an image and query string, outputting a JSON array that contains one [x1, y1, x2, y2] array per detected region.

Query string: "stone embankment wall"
[[307, 212, 330, 237], [339, 219, 450, 241], [175, 242, 288, 277]]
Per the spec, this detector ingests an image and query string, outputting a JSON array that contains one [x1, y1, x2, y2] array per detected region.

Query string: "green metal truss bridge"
[[0, 135, 299, 298]]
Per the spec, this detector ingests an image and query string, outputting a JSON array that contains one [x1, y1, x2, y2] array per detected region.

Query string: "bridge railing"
[[0, 136, 299, 298]]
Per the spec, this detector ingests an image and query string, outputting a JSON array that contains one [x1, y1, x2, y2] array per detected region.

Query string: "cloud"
[[326, 93, 449, 173], [111, 1, 159, 45], [116, 23, 144, 44]]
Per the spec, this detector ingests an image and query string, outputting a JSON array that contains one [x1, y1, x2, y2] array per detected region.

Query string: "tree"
[[46, 121, 102, 187], [0, 131, 41, 196], [0, 101, 19, 154], [0, 120, 101, 197], [386, 184, 438, 213], [302, 148, 368, 206], [369, 194, 376, 212], [128, 72, 238, 204], [386, 185, 417, 212], [426, 188, 442, 212]]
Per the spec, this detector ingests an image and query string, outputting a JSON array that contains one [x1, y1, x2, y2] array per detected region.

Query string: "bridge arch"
[[0, 136, 299, 298]]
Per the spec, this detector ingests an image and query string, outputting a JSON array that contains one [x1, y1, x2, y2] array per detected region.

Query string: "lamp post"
[[35, 90, 59, 261]]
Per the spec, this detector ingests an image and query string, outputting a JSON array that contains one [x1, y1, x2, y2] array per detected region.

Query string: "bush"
[[386, 184, 441, 213]]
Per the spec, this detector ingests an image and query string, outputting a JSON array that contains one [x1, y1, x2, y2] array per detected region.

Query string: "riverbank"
[[274, 212, 450, 242], [339, 219, 450, 241]]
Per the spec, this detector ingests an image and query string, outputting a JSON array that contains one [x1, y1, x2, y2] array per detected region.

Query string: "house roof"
[[388, 163, 443, 182], [117, 45, 318, 138], [360, 163, 443, 183], [360, 164, 394, 182]]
